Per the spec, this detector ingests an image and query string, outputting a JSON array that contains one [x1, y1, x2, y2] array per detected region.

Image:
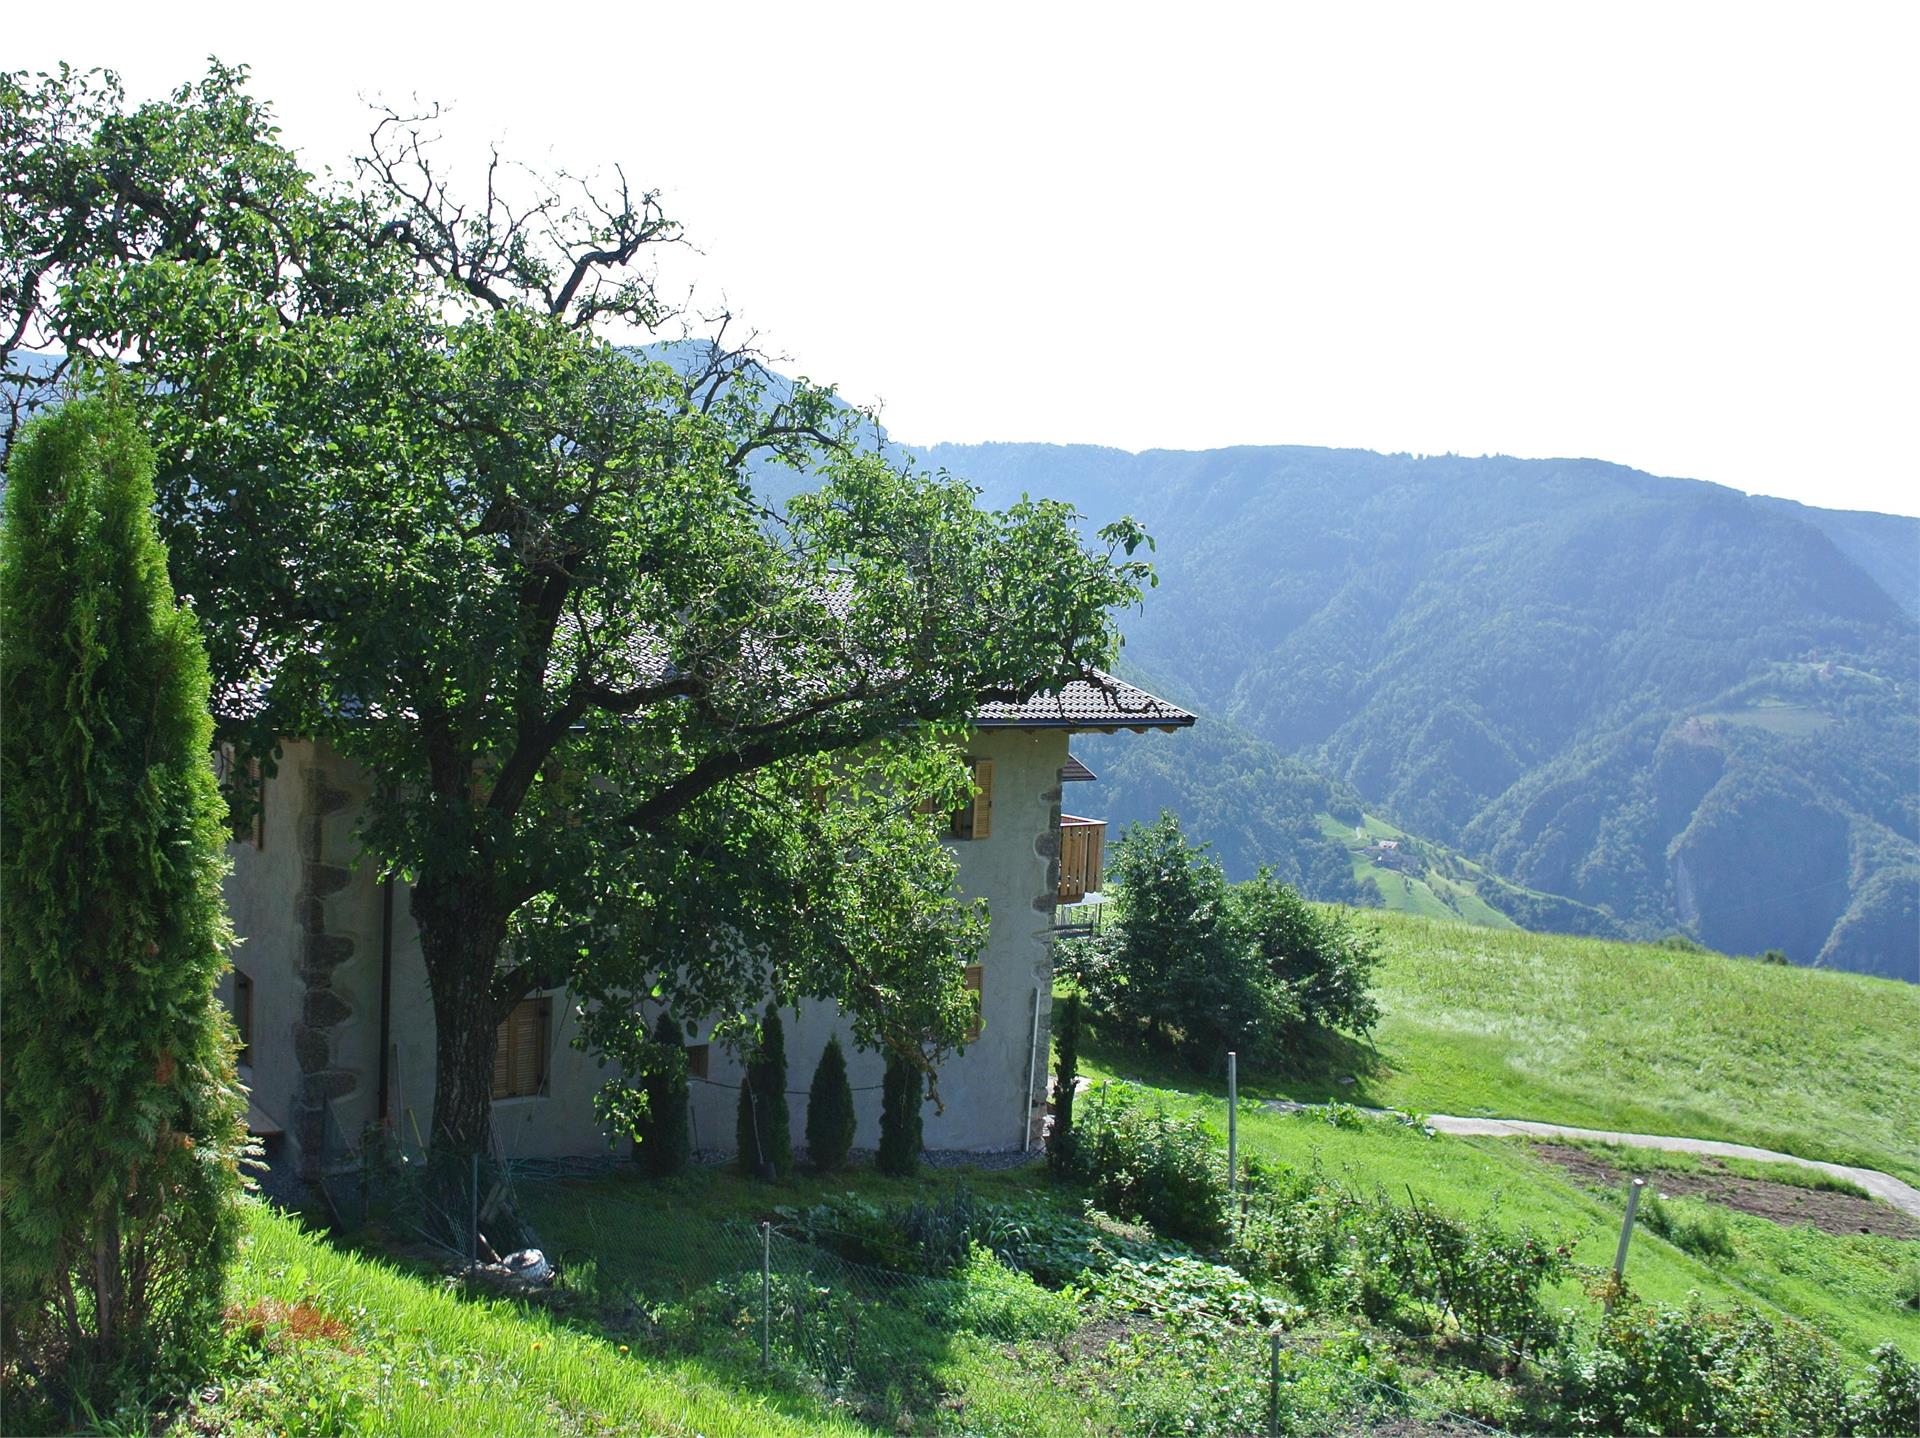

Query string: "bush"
[[735, 1005, 792, 1180], [1231, 1168, 1569, 1357], [1058, 812, 1382, 1069], [1047, 994, 1082, 1178], [877, 1050, 924, 1178], [1851, 1343, 1920, 1437], [783, 1190, 988, 1277], [923, 1246, 1083, 1341], [1063, 1085, 1229, 1245], [1641, 1193, 1736, 1262], [804, 1036, 856, 1173], [636, 1012, 691, 1177], [1228, 873, 1382, 1038], [1549, 1294, 1858, 1436], [0, 396, 247, 1408]]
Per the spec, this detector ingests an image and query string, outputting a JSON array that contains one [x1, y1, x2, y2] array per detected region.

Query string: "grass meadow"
[[1257, 911, 1920, 1187]]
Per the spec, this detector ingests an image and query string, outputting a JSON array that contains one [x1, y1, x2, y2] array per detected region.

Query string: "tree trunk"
[[414, 880, 509, 1163], [410, 877, 524, 1250]]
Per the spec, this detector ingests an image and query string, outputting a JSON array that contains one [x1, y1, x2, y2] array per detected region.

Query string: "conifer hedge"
[[735, 1004, 792, 1180], [637, 1012, 691, 1177], [805, 1036, 856, 1172], [0, 397, 246, 1405], [877, 1050, 924, 1177]]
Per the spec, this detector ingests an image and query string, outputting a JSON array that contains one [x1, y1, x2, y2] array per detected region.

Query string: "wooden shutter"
[[492, 997, 550, 1099], [970, 759, 993, 839]]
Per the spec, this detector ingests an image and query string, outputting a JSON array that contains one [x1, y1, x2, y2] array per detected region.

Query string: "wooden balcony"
[[1058, 814, 1106, 904]]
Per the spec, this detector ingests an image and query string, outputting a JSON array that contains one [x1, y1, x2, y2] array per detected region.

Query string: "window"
[[949, 758, 994, 840], [686, 1043, 711, 1080], [232, 970, 254, 1067], [963, 964, 984, 1041], [493, 997, 551, 1100]]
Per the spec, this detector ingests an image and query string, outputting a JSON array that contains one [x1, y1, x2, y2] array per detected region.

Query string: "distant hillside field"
[[925, 441, 1920, 978], [1280, 911, 1920, 1187]]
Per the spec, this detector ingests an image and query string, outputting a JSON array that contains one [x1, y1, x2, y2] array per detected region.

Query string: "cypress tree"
[[637, 1012, 691, 1177], [735, 1004, 792, 1180], [805, 1036, 856, 1173], [877, 1050, 924, 1177], [1049, 993, 1082, 1176], [0, 397, 247, 1398]]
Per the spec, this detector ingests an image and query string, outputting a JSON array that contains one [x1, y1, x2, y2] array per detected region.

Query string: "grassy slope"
[[1265, 911, 1920, 1187], [160, 1204, 861, 1438], [1074, 1058, 1920, 1363]]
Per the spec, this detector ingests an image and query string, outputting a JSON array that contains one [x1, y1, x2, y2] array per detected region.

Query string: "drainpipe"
[[1023, 985, 1044, 1152], [375, 873, 395, 1128]]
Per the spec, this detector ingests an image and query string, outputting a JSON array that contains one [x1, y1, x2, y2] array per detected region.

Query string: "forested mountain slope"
[[923, 442, 1919, 978]]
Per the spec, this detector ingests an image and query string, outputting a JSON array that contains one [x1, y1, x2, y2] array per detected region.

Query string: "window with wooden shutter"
[[949, 758, 994, 840], [686, 1043, 711, 1080], [492, 997, 551, 1100], [963, 964, 984, 1041]]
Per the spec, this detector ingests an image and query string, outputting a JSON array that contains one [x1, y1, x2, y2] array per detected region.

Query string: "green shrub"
[[1065, 1085, 1228, 1245], [804, 1036, 856, 1173], [1231, 1167, 1569, 1357], [1228, 871, 1382, 1038], [1850, 1342, 1920, 1437], [636, 1012, 691, 1177], [877, 1050, 924, 1178], [735, 1005, 792, 1180], [0, 396, 247, 1408], [923, 1246, 1082, 1341], [1048, 993, 1083, 1181], [1058, 813, 1382, 1069], [1641, 1193, 1736, 1262], [783, 1190, 986, 1276], [1550, 1294, 1856, 1436]]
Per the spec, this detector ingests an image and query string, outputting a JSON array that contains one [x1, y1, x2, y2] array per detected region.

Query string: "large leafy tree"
[[2, 63, 1154, 1164]]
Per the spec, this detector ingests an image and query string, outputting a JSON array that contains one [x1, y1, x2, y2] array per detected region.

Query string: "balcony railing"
[[1059, 814, 1105, 904]]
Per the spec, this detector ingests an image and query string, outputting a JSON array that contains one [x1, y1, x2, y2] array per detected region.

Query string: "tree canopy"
[[2, 61, 1156, 1158]]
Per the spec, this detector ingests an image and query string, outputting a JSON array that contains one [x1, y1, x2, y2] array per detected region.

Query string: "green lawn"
[[145, 1203, 863, 1438], [1252, 911, 1920, 1187]]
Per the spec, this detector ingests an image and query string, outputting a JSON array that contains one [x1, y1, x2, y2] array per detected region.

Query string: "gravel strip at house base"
[[694, 1146, 1043, 1172]]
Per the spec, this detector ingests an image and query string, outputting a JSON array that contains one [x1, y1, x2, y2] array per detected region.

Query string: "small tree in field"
[[735, 1005, 793, 1180], [805, 1037, 856, 1173], [877, 1050, 924, 1177], [635, 1012, 691, 1177], [0, 397, 246, 1410]]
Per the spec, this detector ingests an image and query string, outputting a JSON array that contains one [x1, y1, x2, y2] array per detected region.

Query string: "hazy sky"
[[15, 3, 1920, 515]]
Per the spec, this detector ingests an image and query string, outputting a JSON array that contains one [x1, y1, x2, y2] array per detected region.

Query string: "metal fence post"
[[1609, 1177, 1646, 1308], [1227, 1051, 1239, 1213], [469, 1152, 480, 1269], [1267, 1327, 1282, 1438], [760, 1220, 772, 1369]]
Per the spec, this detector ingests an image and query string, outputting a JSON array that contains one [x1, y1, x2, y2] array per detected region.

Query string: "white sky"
[[16, 2, 1920, 515]]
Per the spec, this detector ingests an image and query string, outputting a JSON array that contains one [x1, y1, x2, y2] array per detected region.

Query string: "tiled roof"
[[974, 671, 1194, 731], [1060, 753, 1098, 782]]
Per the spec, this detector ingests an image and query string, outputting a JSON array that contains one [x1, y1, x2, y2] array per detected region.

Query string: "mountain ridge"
[[922, 439, 1918, 979]]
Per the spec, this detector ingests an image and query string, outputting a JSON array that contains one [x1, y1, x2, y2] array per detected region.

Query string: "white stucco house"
[[217, 673, 1193, 1179]]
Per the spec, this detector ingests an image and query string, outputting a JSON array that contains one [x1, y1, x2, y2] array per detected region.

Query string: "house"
[[217, 673, 1192, 1178]]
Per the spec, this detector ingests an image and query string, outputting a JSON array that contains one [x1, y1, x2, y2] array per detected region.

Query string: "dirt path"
[[1262, 1102, 1920, 1222]]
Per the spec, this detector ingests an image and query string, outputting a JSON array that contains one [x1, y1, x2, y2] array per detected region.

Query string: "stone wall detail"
[[288, 764, 360, 1176]]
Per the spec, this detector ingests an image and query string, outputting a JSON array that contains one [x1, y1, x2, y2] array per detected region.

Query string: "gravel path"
[[1263, 1102, 1920, 1221]]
